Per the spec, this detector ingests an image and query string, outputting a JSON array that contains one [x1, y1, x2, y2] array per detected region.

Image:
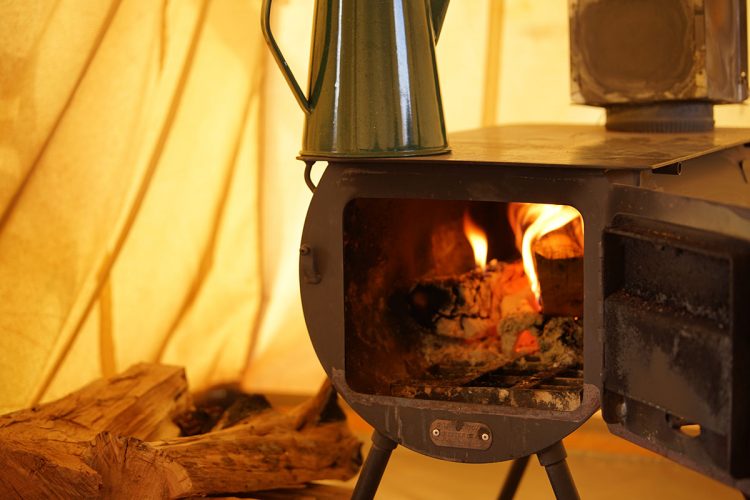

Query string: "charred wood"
[[409, 260, 537, 340], [405, 252, 583, 385]]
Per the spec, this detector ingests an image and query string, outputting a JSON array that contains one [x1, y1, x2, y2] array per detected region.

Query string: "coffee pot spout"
[[430, 0, 450, 43]]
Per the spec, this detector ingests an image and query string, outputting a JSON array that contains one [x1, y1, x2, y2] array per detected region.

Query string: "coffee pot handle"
[[261, 0, 310, 113]]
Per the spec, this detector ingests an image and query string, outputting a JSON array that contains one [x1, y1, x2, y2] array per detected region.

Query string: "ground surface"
[[340, 410, 742, 500]]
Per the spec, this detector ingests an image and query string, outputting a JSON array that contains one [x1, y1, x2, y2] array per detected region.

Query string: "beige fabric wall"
[[0, 0, 264, 412], [1, 0, 748, 411]]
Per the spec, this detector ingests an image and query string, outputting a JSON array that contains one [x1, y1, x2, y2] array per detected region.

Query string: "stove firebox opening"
[[343, 199, 585, 411]]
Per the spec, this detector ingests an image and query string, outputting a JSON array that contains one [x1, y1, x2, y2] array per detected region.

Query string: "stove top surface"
[[301, 124, 750, 170]]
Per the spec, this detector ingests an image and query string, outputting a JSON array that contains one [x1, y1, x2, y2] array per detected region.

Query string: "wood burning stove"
[[266, 0, 750, 496], [298, 125, 750, 498]]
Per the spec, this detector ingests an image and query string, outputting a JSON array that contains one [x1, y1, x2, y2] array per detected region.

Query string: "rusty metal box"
[[569, 0, 748, 105]]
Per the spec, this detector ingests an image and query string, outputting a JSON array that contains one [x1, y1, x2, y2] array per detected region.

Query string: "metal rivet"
[[481, 432, 490, 441], [432, 428, 440, 437]]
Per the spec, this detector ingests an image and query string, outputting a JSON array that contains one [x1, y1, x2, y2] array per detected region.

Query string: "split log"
[[0, 363, 191, 498], [88, 380, 361, 499], [533, 229, 584, 317], [0, 363, 191, 441], [0, 366, 361, 499]]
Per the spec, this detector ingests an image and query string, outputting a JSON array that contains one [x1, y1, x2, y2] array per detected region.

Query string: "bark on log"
[[89, 419, 360, 499], [0, 366, 361, 499], [87, 380, 360, 499]]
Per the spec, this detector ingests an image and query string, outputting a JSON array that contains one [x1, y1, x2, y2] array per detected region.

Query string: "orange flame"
[[508, 203, 583, 301], [463, 210, 488, 269]]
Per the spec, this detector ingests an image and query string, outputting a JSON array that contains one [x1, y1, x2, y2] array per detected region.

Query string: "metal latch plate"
[[429, 419, 492, 450]]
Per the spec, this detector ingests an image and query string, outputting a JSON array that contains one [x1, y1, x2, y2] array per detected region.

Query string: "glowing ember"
[[463, 210, 488, 269], [513, 329, 540, 355], [508, 203, 583, 301]]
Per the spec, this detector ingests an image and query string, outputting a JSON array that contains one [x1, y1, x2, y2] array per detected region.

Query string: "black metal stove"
[[298, 125, 750, 498]]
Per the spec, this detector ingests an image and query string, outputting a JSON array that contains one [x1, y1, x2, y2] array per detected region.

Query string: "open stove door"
[[602, 150, 750, 494]]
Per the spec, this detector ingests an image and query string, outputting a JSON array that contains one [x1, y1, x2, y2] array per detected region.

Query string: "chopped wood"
[[533, 227, 583, 261], [533, 229, 584, 317], [89, 414, 361, 498], [88, 380, 360, 499], [0, 363, 191, 441], [0, 363, 191, 499], [0, 365, 361, 499]]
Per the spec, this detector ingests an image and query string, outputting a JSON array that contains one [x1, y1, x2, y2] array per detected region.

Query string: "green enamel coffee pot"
[[261, 0, 450, 158]]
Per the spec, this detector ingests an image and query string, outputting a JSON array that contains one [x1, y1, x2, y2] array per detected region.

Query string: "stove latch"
[[300, 244, 321, 284], [429, 419, 492, 450]]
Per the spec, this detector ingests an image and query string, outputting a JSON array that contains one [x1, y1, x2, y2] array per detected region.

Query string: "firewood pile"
[[0, 364, 362, 499]]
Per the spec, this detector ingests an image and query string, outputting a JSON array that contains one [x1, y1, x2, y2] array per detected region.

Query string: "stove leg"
[[537, 441, 580, 500], [351, 430, 398, 500], [498, 455, 531, 500]]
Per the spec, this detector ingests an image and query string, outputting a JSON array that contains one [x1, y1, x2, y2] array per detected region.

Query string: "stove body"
[[299, 125, 750, 493]]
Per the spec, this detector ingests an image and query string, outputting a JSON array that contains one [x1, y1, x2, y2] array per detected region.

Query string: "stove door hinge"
[[300, 244, 321, 284]]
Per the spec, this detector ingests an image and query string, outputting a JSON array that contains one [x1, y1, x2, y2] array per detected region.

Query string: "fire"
[[508, 203, 583, 301], [463, 210, 488, 269]]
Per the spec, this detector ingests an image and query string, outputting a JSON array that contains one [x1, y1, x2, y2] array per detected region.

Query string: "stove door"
[[603, 175, 750, 490]]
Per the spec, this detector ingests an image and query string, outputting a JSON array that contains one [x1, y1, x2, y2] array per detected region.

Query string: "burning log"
[[533, 228, 584, 317], [407, 261, 543, 383], [0, 364, 361, 499], [409, 260, 537, 340], [408, 260, 528, 381], [400, 204, 585, 387], [406, 256, 583, 384]]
